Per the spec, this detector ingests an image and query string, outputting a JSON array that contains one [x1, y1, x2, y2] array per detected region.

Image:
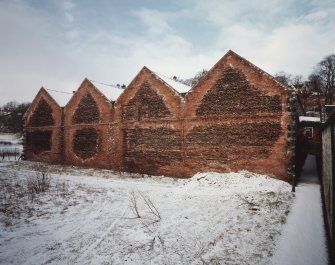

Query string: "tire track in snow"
[[62, 198, 111, 240], [76, 202, 130, 263]]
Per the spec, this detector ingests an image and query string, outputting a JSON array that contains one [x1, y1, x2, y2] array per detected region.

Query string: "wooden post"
[[291, 176, 295, 192]]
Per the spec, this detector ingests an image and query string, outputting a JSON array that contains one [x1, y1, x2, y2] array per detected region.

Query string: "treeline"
[[175, 69, 209, 87], [274, 54, 335, 105], [174, 54, 335, 106], [0, 101, 31, 133]]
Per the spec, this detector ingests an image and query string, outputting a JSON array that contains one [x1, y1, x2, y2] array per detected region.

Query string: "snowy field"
[[0, 160, 294, 265]]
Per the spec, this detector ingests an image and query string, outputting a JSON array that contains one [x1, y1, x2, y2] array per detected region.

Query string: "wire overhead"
[[153, 71, 178, 82], [44, 72, 179, 95], [89, 79, 126, 89], [45, 88, 73, 94]]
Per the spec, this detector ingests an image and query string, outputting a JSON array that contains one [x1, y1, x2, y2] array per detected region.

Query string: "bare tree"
[[308, 74, 323, 93], [274, 71, 304, 87], [313, 54, 335, 104], [3, 101, 19, 111], [292, 75, 303, 86], [0, 101, 30, 133], [274, 71, 292, 86], [308, 73, 323, 114], [175, 69, 209, 87]]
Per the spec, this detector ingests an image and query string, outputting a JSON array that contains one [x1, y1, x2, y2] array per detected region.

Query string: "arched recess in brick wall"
[[64, 79, 112, 126], [115, 67, 183, 121], [28, 97, 54, 127], [195, 67, 281, 116], [73, 128, 99, 159], [64, 79, 112, 166], [184, 51, 285, 118], [26, 130, 52, 154], [24, 88, 63, 161], [72, 92, 100, 124], [26, 96, 54, 154], [182, 50, 292, 179], [25, 88, 61, 128], [114, 67, 184, 175], [122, 81, 172, 121]]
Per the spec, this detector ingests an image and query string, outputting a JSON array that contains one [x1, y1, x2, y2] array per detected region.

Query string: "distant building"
[[297, 116, 321, 162], [322, 105, 335, 122]]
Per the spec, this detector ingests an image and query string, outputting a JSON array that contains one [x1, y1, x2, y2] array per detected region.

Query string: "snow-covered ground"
[[270, 155, 329, 265], [0, 161, 294, 265]]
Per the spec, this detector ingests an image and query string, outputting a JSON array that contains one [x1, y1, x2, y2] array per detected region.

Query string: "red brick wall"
[[24, 88, 63, 163], [113, 67, 184, 176], [25, 51, 295, 180], [183, 51, 293, 180], [63, 79, 112, 168]]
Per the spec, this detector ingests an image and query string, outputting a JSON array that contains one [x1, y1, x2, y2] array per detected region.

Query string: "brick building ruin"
[[23, 50, 297, 180]]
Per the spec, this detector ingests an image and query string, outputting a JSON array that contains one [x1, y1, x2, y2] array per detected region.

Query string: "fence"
[[0, 140, 22, 160], [321, 111, 335, 258]]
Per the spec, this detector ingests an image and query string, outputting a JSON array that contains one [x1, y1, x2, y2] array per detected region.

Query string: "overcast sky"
[[0, 0, 334, 106]]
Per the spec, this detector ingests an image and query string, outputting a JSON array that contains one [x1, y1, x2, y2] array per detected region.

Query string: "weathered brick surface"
[[72, 92, 100, 124], [115, 67, 182, 120], [183, 51, 293, 180], [113, 66, 183, 174], [196, 67, 281, 116], [73, 128, 99, 159], [26, 130, 52, 154], [63, 79, 112, 168], [122, 81, 172, 121], [123, 126, 182, 174], [185, 122, 282, 161], [28, 97, 54, 126], [25, 51, 295, 180], [24, 88, 63, 162]]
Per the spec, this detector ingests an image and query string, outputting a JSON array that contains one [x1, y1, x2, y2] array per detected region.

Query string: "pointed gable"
[[196, 67, 281, 116], [24, 87, 63, 162], [72, 92, 100, 124], [65, 79, 113, 125], [115, 66, 182, 121], [28, 97, 54, 126], [185, 50, 287, 117], [73, 128, 99, 159], [25, 87, 61, 127], [124, 80, 172, 120]]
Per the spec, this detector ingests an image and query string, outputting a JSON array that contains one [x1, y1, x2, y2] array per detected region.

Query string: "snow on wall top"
[[299, 116, 321, 123], [153, 72, 191, 94], [46, 89, 73, 107], [90, 81, 125, 102]]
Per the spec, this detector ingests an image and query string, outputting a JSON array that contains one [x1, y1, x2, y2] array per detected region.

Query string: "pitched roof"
[[41, 79, 125, 107], [152, 72, 191, 94], [89, 80, 125, 102], [185, 50, 293, 98], [24, 87, 62, 118]]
